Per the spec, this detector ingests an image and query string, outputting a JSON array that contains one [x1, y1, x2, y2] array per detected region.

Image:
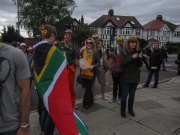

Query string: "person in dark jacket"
[[177, 49, 180, 75], [142, 43, 163, 88], [79, 38, 100, 109], [120, 36, 143, 118]]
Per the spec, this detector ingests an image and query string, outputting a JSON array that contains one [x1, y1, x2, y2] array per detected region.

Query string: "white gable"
[[104, 21, 114, 27], [123, 23, 132, 28], [174, 25, 180, 31], [160, 24, 170, 31]]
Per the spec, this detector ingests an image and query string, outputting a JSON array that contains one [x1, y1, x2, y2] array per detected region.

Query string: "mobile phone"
[[138, 50, 142, 55]]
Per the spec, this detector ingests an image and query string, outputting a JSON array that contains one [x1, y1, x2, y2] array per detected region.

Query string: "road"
[[30, 54, 178, 111]]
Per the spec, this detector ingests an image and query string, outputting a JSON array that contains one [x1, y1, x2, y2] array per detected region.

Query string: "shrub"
[[167, 46, 180, 54]]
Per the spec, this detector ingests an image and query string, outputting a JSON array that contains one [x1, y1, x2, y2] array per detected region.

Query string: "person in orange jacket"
[[56, 29, 78, 109]]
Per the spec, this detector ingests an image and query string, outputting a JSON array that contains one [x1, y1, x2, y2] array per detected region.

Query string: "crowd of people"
[[1, 23, 180, 135]]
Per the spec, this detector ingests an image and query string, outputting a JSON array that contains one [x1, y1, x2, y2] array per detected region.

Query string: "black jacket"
[[120, 50, 143, 83], [149, 49, 163, 70], [161, 48, 167, 58]]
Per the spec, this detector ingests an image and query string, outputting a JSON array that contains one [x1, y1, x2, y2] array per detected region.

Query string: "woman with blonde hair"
[[79, 38, 100, 109], [120, 36, 143, 118]]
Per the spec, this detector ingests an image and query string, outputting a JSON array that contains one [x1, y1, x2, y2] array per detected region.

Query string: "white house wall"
[[171, 25, 180, 43], [92, 26, 143, 47]]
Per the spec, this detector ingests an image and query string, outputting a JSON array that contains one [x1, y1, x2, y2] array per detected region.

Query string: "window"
[[116, 17, 120, 20], [158, 31, 161, 36], [102, 27, 111, 35], [121, 28, 132, 35], [174, 31, 180, 37], [131, 21, 135, 24], [107, 27, 110, 34], [136, 29, 141, 36], [150, 30, 155, 36], [92, 27, 97, 33]]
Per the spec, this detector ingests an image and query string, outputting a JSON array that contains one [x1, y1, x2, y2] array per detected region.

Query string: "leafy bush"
[[167, 46, 180, 54], [166, 43, 180, 48]]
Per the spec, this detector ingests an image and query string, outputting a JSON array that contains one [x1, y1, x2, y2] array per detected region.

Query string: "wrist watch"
[[20, 124, 30, 130]]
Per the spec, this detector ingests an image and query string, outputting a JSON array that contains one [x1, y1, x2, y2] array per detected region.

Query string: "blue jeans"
[[145, 69, 159, 86], [41, 107, 55, 135], [121, 83, 138, 102], [0, 128, 18, 135], [162, 59, 166, 70]]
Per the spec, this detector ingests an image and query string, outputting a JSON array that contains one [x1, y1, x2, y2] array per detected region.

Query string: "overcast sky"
[[0, 0, 180, 36]]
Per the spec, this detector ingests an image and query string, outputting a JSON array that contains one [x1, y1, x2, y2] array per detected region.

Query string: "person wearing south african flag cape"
[[33, 24, 88, 135], [56, 29, 78, 109]]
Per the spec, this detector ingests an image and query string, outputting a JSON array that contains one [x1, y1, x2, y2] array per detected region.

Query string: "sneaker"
[[142, 84, 149, 88], [109, 97, 116, 103], [73, 104, 78, 109], [117, 98, 121, 104]]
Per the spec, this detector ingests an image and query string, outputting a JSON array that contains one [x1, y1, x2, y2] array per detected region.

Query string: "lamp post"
[[17, 0, 20, 34]]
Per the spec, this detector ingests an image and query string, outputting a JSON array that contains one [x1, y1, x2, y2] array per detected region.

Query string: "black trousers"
[[143, 59, 149, 70], [178, 64, 180, 75], [83, 78, 94, 107], [112, 76, 122, 99]]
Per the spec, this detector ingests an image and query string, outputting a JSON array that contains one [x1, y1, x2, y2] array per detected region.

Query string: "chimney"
[[156, 15, 163, 21], [81, 15, 84, 24], [108, 9, 114, 17]]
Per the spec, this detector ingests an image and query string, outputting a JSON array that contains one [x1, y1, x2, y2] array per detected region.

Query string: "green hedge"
[[167, 46, 180, 54], [167, 43, 180, 47]]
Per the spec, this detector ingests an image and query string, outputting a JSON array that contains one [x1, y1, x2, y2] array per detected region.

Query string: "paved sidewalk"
[[30, 76, 180, 135]]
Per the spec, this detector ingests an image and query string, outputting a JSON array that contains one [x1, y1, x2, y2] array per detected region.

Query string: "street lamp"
[[17, 0, 20, 34]]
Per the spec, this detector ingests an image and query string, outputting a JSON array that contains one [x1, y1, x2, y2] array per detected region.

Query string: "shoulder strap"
[[123, 49, 127, 55]]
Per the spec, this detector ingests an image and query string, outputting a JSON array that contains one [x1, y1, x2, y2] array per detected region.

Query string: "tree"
[[1, 25, 24, 43], [137, 38, 148, 49], [12, 0, 77, 37], [74, 24, 94, 48]]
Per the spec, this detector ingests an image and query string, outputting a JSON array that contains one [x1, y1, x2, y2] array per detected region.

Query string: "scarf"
[[81, 49, 94, 79]]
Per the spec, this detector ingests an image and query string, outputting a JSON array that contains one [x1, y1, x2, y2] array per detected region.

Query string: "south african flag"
[[34, 40, 88, 135]]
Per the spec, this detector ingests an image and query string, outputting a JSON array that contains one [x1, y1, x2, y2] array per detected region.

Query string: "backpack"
[[111, 50, 126, 78], [26, 52, 34, 79]]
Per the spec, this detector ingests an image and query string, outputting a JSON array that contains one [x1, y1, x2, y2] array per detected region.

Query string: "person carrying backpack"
[[109, 36, 123, 104]]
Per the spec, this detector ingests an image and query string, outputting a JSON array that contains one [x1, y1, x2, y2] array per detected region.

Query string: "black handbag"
[[175, 60, 179, 64], [76, 74, 83, 85]]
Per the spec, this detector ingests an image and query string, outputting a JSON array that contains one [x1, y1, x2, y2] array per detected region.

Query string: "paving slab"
[[163, 115, 180, 123], [87, 108, 129, 129], [135, 100, 165, 110], [170, 78, 180, 84], [29, 112, 41, 135], [140, 115, 180, 135], [77, 102, 105, 114], [146, 95, 162, 100], [126, 105, 153, 121], [155, 98, 180, 109], [82, 117, 114, 135], [157, 94, 172, 99], [112, 120, 161, 135], [134, 96, 149, 102], [148, 108, 180, 118], [95, 98, 120, 109]]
